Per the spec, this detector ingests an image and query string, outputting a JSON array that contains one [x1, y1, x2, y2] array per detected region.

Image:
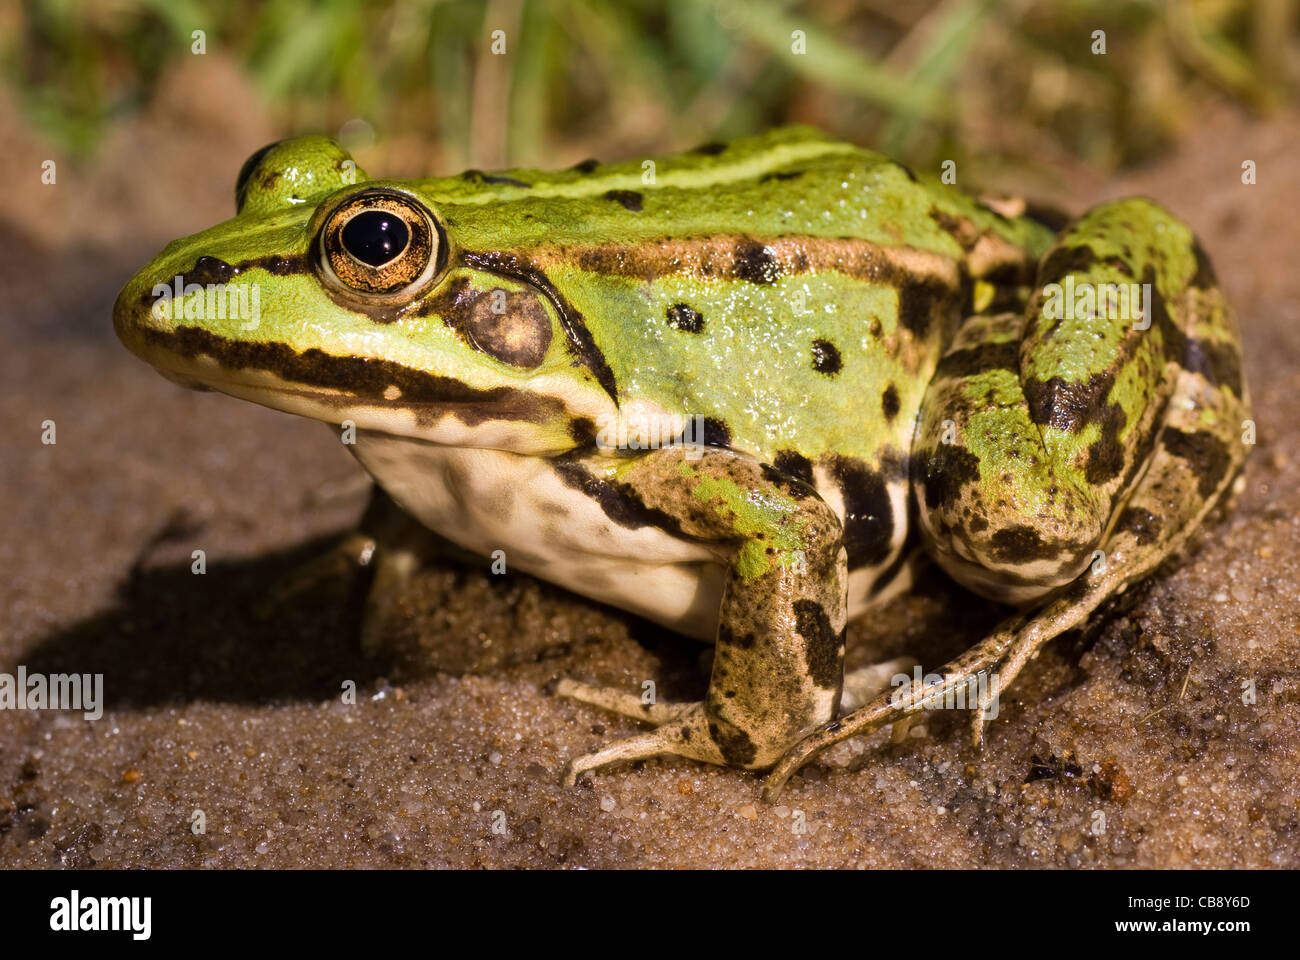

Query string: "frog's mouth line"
[[123, 323, 589, 451]]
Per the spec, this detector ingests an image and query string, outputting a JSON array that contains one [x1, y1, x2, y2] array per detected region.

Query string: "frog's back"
[[418, 128, 1047, 475]]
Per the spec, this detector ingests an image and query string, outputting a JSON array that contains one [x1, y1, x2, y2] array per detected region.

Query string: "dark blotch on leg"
[[1084, 402, 1128, 484], [920, 444, 981, 511], [935, 340, 1020, 381], [707, 719, 756, 766], [989, 525, 1057, 562], [1023, 368, 1116, 434], [1189, 239, 1219, 290], [772, 450, 815, 487], [1116, 507, 1162, 546], [1183, 338, 1244, 397], [1037, 244, 1098, 284], [827, 455, 894, 568], [1162, 427, 1232, 498], [793, 600, 844, 690]]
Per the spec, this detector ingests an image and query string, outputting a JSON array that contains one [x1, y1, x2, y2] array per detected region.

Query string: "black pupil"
[[341, 210, 410, 267]]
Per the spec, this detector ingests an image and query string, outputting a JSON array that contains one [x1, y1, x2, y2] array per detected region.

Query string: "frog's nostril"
[[342, 211, 410, 266]]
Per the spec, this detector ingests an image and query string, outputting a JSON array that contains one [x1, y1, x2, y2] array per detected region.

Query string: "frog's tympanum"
[[115, 129, 1250, 798]]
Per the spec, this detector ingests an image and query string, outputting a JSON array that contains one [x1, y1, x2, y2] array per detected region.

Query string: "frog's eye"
[[317, 189, 443, 297]]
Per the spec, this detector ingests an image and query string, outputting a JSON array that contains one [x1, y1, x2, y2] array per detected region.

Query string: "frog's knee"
[[916, 453, 1105, 603]]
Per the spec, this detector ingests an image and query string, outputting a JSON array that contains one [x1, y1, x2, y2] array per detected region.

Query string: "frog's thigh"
[[560, 448, 848, 785], [916, 198, 1223, 603]]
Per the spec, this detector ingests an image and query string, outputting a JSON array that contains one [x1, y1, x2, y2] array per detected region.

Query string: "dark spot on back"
[[692, 141, 727, 156], [604, 189, 643, 212], [733, 240, 781, 284], [811, 338, 842, 375], [461, 169, 530, 188], [881, 383, 900, 421], [666, 303, 704, 333], [759, 170, 802, 183], [701, 417, 731, 449], [570, 158, 600, 174], [929, 208, 980, 251], [897, 274, 960, 339]]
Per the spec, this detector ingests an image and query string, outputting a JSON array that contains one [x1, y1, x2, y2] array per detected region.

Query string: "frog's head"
[[114, 136, 617, 454]]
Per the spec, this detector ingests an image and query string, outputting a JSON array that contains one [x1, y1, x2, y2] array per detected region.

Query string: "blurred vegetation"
[[3, 0, 1297, 174]]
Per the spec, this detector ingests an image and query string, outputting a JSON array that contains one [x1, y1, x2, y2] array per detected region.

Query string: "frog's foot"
[[560, 701, 725, 787], [762, 615, 1029, 801]]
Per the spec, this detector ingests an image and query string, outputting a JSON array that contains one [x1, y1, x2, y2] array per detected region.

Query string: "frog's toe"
[[555, 678, 695, 724], [561, 704, 723, 787]]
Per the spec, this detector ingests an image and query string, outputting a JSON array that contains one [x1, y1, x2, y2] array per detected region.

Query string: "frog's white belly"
[[350, 431, 900, 640], [351, 431, 729, 639]]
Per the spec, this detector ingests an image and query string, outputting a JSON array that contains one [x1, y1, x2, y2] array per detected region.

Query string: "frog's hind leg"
[[764, 198, 1251, 799]]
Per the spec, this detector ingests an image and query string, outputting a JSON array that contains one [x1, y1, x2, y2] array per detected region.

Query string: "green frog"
[[113, 127, 1250, 799]]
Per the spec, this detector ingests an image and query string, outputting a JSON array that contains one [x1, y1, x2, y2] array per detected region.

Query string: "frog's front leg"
[[558, 447, 848, 786], [765, 197, 1251, 798]]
